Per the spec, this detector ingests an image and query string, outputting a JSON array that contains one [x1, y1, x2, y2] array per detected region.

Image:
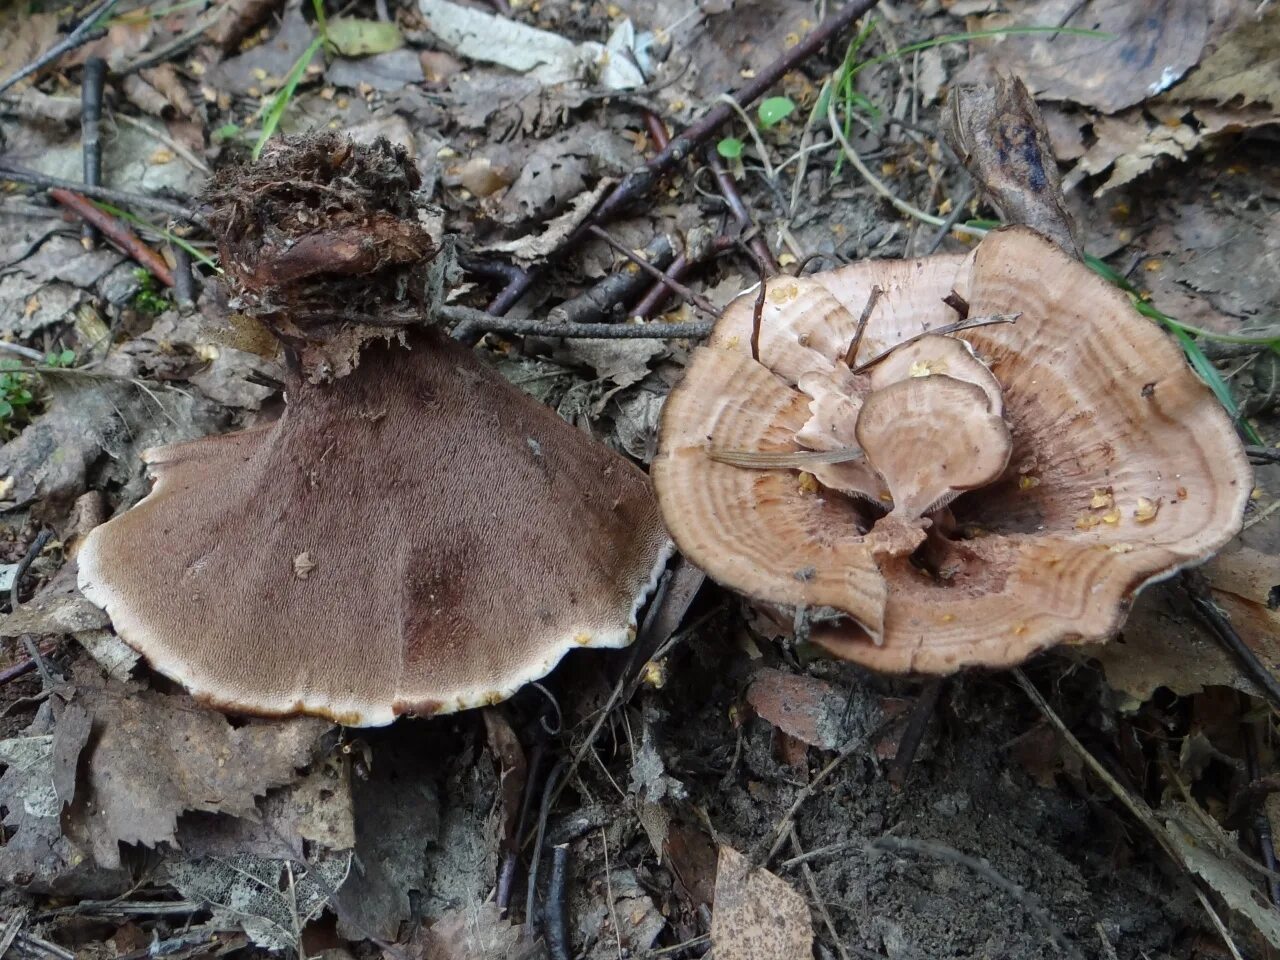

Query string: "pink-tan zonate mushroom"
[[653, 226, 1251, 673]]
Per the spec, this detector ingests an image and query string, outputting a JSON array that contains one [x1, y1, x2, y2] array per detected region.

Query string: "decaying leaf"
[[163, 853, 352, 951], [176, 760, 356, 863], [969, 0, 1212, 113], [1172, 4, 1280, 108], [333, 738, 440, 941], [1085, 547, 1280, 704], [746, 668, 845, 750], [63, 668, 331, 869], [1162, 802, 1280, 948], [0, 12, 56, 87], [327, 17, 403, 57], [0, 698, 127, 895], [711, 845, 813, 960]]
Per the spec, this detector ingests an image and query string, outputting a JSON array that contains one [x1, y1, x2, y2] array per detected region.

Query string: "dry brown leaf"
[[1083, 546, 1280, 703], [410, 902, 544, 960], [746, 668, 845, 750], [969, 0, 1212, 113], [1171, 4, 1280, 108], [62, 668, 330, 869], [0, 13, 57, 87], [1059, 103, 1276, 195], [711, 845, 813, 960]]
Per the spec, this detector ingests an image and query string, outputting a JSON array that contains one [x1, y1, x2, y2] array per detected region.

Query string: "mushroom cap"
[[78, 332, 672, 725], [854, 374, 1012, 521], [653, 226, 1251, 673]]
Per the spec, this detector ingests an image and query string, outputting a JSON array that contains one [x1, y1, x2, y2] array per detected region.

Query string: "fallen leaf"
[[419, 0, 599, 84], [0, 13, 56, 87], [333, 736, 440, 940], [64, 668, 331, 869], [969, 0, 1211, 113], [1171, 4, 1280, 108], [711, 845, 813, 960], [0, 698, 127, 895], [411, 901, 543, 960], [163, 853, 352, 951], [327, 17, 403, 56], [1162, 802, 1280, 948], [747, 667, 846, 750]]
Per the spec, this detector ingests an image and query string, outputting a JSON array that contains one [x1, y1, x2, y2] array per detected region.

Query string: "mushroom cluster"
[[653, 227, 1251, 673], [77, 136, 672, 726]]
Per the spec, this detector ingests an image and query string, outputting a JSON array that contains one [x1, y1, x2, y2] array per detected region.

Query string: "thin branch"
[[842, 284, 883, 366], [0, 164, 203, 225], [587, 226, 721, 317], [49, 188, 175, 286], [439, 304, 711, 340], [1182, 570, 1280, 711], [849, 313, 1019, 373]]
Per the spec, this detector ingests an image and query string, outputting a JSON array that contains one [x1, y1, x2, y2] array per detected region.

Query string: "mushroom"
[[653, 226, 1251, 672], [77, 136, 672, 725]]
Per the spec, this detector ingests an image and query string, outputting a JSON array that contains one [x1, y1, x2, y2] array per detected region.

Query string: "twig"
[[735, 240, 769, 364], [0, 164, 202, 224], [871, 835, 1083, 960], [643, 111, 671, 151], [80, 56, 106, 246], [829, 97, 986, 239], [922, 184, 976, 255], [1182, 570, 1280, 711], [498, 743, 545, 917], [0, 907, 26, 960], [49, 188, 175, 287], [112, 113, 212, 175], [789, 826, 852, 960], [526, 761, 566, 929], [545, 844, 572, 960], [0, 341, 46, 362], [171, 243, 195, 310], [754, 729, 870, 867], [1193, 887, 1246, 960], [596, 0, 879, 223], [0, 639, 59, 686], [886, 677, 943, 788], [849, 313, 1019, 373], [706, 146, 777, 272], [9, 529, 56, 687], [1246, 445, 1280, 464], [842, 285, 883, 367], [1241, 719, 1280, 906], [439, 305, 712, 340], [550, 234, 676, 325], [0, 0, 116, 97], [0, 920, 74, 960], [587, 227, 720, 317]]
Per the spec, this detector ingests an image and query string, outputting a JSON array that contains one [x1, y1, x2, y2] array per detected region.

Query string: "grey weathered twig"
[[9, 529, 56, 686], [80, 56, 107, 246], [0, 164, 203, 225], [587, 226, 720, 317], [439, 304, 712, 340]]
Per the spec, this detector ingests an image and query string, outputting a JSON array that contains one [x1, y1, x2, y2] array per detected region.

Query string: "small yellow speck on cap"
[[1134, 498, 1160, 522], [574, 631, 592, 645], [1018, 475, 1040, 491]]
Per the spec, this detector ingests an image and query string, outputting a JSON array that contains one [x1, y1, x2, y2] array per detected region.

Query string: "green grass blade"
[[252, 34, 325, 161], [94, 201, 221, 271]]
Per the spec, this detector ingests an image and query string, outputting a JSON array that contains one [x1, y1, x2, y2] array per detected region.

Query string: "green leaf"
[[327, 16, 403, 56], [0, 400, 12, 419], [757, 96, 795, 128], [716, 137, 744, 159]]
